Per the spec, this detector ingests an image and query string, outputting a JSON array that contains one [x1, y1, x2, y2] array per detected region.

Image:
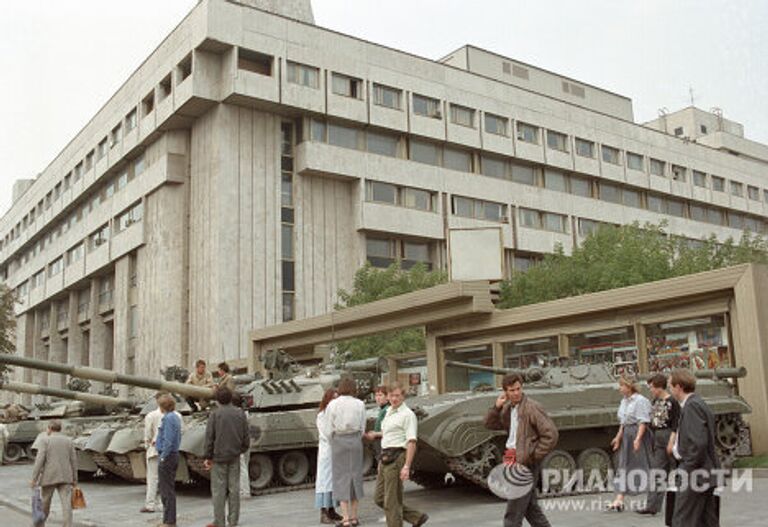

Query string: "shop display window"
[[444, 345, 494, 392], [502, 337, 559, 369], [646, 315, 730, 372], [393, 356, 429, 396], [569, 327, 637, 376]]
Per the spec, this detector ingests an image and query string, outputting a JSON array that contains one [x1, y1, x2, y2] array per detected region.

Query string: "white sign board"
[[448, 227, 504, 281]]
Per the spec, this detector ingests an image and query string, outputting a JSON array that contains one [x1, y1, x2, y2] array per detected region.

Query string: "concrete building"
[[1, 0, 767, 398]]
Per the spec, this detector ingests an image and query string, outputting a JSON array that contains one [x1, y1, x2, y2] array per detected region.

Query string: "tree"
[[498, 222, 768, 309], [0, 284, 17, 375], [334, 262, 447, 360]]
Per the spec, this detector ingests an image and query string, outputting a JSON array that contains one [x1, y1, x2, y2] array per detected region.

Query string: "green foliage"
[[498, 222, 768, 309], [0, 284, 17, 375], [334, 262, 447, 360]]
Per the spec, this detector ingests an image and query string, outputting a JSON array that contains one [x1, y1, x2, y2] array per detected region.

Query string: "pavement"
[[0, 464, 766, 526]]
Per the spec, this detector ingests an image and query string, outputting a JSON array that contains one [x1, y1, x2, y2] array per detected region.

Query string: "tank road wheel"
[[4, 443, 24, 463], [249, 454, 274, 491], [540, 450, 577, 496], [715, 414, 741, 451], [460, 442, 501, 482], [276, 450, 310, 486], [576, 448, 612, 490], [362, 447, 375, 476]]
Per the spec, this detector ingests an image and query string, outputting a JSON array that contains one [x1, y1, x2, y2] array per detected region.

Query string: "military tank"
[[407, 361, 751, 496], [0, 377, 135, 475], [0, 352, 381, 493]]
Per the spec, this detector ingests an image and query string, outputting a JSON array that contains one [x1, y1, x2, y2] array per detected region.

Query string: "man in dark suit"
[[669, 368, 721, 527], [30, 420, 78, 527]]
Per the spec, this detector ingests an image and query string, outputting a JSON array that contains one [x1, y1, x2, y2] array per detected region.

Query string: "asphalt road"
[[0, 463, 765, 526]]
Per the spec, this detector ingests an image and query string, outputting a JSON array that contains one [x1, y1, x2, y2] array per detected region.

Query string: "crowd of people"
[[22, 357, 726, 527]]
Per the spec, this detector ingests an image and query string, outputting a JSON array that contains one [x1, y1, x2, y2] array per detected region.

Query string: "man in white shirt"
[[141, 392, 165, 514], [369, 381, 428, 527], [0, 420, 9, 465]]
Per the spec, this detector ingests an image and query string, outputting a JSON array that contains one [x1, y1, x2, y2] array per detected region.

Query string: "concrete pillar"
[[13, 312, 34, 406], [48, 303, 66, 389], [31, 309, 48, 394], [67, 290, 84, 366], [88, 277, 111, 393], [113, 257, 131, 398]]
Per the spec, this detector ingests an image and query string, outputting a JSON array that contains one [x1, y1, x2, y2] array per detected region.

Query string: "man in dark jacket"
[[669, 368, 721, 527], [204, 387, 250, 527], [485, 373, 558, 527]]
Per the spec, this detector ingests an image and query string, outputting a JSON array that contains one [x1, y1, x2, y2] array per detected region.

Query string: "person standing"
[[638, 373, 680, 516], [230, 392, 251, 500], [485, 373, 558, 527], [368, 381, 428, 527], [216, 362, 236, 393], [30, 420, 78, 527], [670, 368, 721, 527], [186, 359, 215, 411], [366, 385, 390, 460], [321, 377, 366, 527], [0, 419, 8, 464], [203, 387, 250, 527], [141, 392, 165, 514], [607, 376, 653, 512], [156, 394, 182, 527], [316, 387, 342, 524]]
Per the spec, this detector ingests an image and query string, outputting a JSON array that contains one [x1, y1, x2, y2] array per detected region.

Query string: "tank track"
[[90, 453, 139, 481]]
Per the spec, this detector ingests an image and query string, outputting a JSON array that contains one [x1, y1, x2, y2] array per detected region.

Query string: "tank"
[[0, 377, 136, 475], [407, 361, 752, 496], [0, 352, 380, 493]]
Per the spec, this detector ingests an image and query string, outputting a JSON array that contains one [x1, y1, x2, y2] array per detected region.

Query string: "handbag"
[[31, 487, 46, 527], [380, 447, 404, 465], [72, 485, 86, 509]]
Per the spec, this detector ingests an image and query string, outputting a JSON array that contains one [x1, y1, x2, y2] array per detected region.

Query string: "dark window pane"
[[282, 260, 295, 291]]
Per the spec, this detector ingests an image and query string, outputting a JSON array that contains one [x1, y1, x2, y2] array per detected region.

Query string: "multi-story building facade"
[[1, 0, 766, 398]]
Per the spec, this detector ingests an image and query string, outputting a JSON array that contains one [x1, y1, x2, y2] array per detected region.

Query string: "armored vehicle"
[[408, 361, 751, 496]]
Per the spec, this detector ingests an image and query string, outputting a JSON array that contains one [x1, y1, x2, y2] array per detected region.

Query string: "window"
[[485, 113, 508, 136], [730, 181, 743, 197], [700, 125, 708, 134], [159, 73, 172, 100], [366, 237, 396, 268], [546, 130, 568, 152], [748, 186, 760, 201], [373, 84, 402, 110], [310, 119, 326, 142], [287, 61, 319, 88], [570, 176, 592, 198], [711, 176, 725, 192], [647, 195, 665, 213], [543, 170, 568, 193], [177, 54, 192, 83], [238, 48, 272, 75], [280, 122, 296, 321], [671, 165, 687, 182], [117, 170, 129, 191], [328, 123, 362, 150], [331, 73, 362, 99], [623, 189, 642, 208], [667, 199, 686, 218], [368, 181, 398, 204], [110, 124, 122, 148], [627, 152, 644, 171], [281, 224, 293, 259], [450, 104, 475, 128], [575, 138, 594, 158], [511, 163, 538, 186], [649, 158, 665, 177], [142, 91, 155, 116], [452, 196, 505, 222], [599, 182, 622, 204], [88, 224, 110, 252], [409, 139, 441, 166], [453, 196, 474, 218], [765, 190, 768, 203], [48, 257, 63, 278], [693, 170, 707, 188], [413, 94, 441, 118], [674, 126, 684, 136], [647, 315, 730, 372], [125, 108, 137, 132], [516, 122, 539, 144], [728, 213, 745, 230], [443, 147, 472, 172], [481, 155, 507, 179], [116, 202, 143, 232], [366, 131, 399, 157], [403, 188, 433, 211], [601, 146, 621, 165], [402, 241, 430, 269], [134, 155, 146, 177], [84, 150, 94, 172], [690, 205, 707, 223], [97, 138, 108, 160], [66, 243, 83, 266]]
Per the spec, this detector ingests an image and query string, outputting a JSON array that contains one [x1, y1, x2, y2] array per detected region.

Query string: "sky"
[[1, 0, 766, 216]]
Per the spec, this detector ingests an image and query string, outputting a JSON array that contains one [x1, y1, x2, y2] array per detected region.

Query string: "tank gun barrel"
[[694, 367, 746, 380], [0, 379, 136, 409], [0, 355, 214, 399], [445, 360, 520, 376]]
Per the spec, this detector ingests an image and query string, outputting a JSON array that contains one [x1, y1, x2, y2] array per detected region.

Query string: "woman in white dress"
[[316, 388, 342, 524]]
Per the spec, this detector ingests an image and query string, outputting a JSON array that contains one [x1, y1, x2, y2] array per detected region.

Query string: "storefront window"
[[646, 315, 730, 372], [569, 327, 637, 376], [502, 337, 559, 369], [444, 345, 494, 392], [392, 356, 429, 396]]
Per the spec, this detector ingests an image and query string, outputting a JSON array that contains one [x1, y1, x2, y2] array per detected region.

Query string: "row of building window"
[[309, 119, 768, 234]]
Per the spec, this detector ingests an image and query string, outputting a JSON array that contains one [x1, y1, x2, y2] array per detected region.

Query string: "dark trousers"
[[672, 487, 719, 527], [374, 455, 424, 527], [504, 467, 550, 527], [159, 452, 179, 525], [646, 428, 673, 513]]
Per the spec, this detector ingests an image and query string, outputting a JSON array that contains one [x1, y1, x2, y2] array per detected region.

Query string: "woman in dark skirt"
[[320, 377, 366, 527], [607, 376, 653, 512]]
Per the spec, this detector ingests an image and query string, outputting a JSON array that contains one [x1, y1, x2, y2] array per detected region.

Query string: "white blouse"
[[617, 393, 652, 425], [322, 395, 366, 437]]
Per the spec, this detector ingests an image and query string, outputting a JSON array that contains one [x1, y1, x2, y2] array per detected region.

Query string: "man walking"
[[204, 387, 250, 527], [485, 373, 558, 527], [370, 381, 428, 527], [638, 373, 680, 516], [670, 369, 721, 527], [30, 420, 78, 527]]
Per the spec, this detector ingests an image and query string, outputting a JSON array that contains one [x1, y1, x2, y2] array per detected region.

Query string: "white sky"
[[1, 0, 766, 216]]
